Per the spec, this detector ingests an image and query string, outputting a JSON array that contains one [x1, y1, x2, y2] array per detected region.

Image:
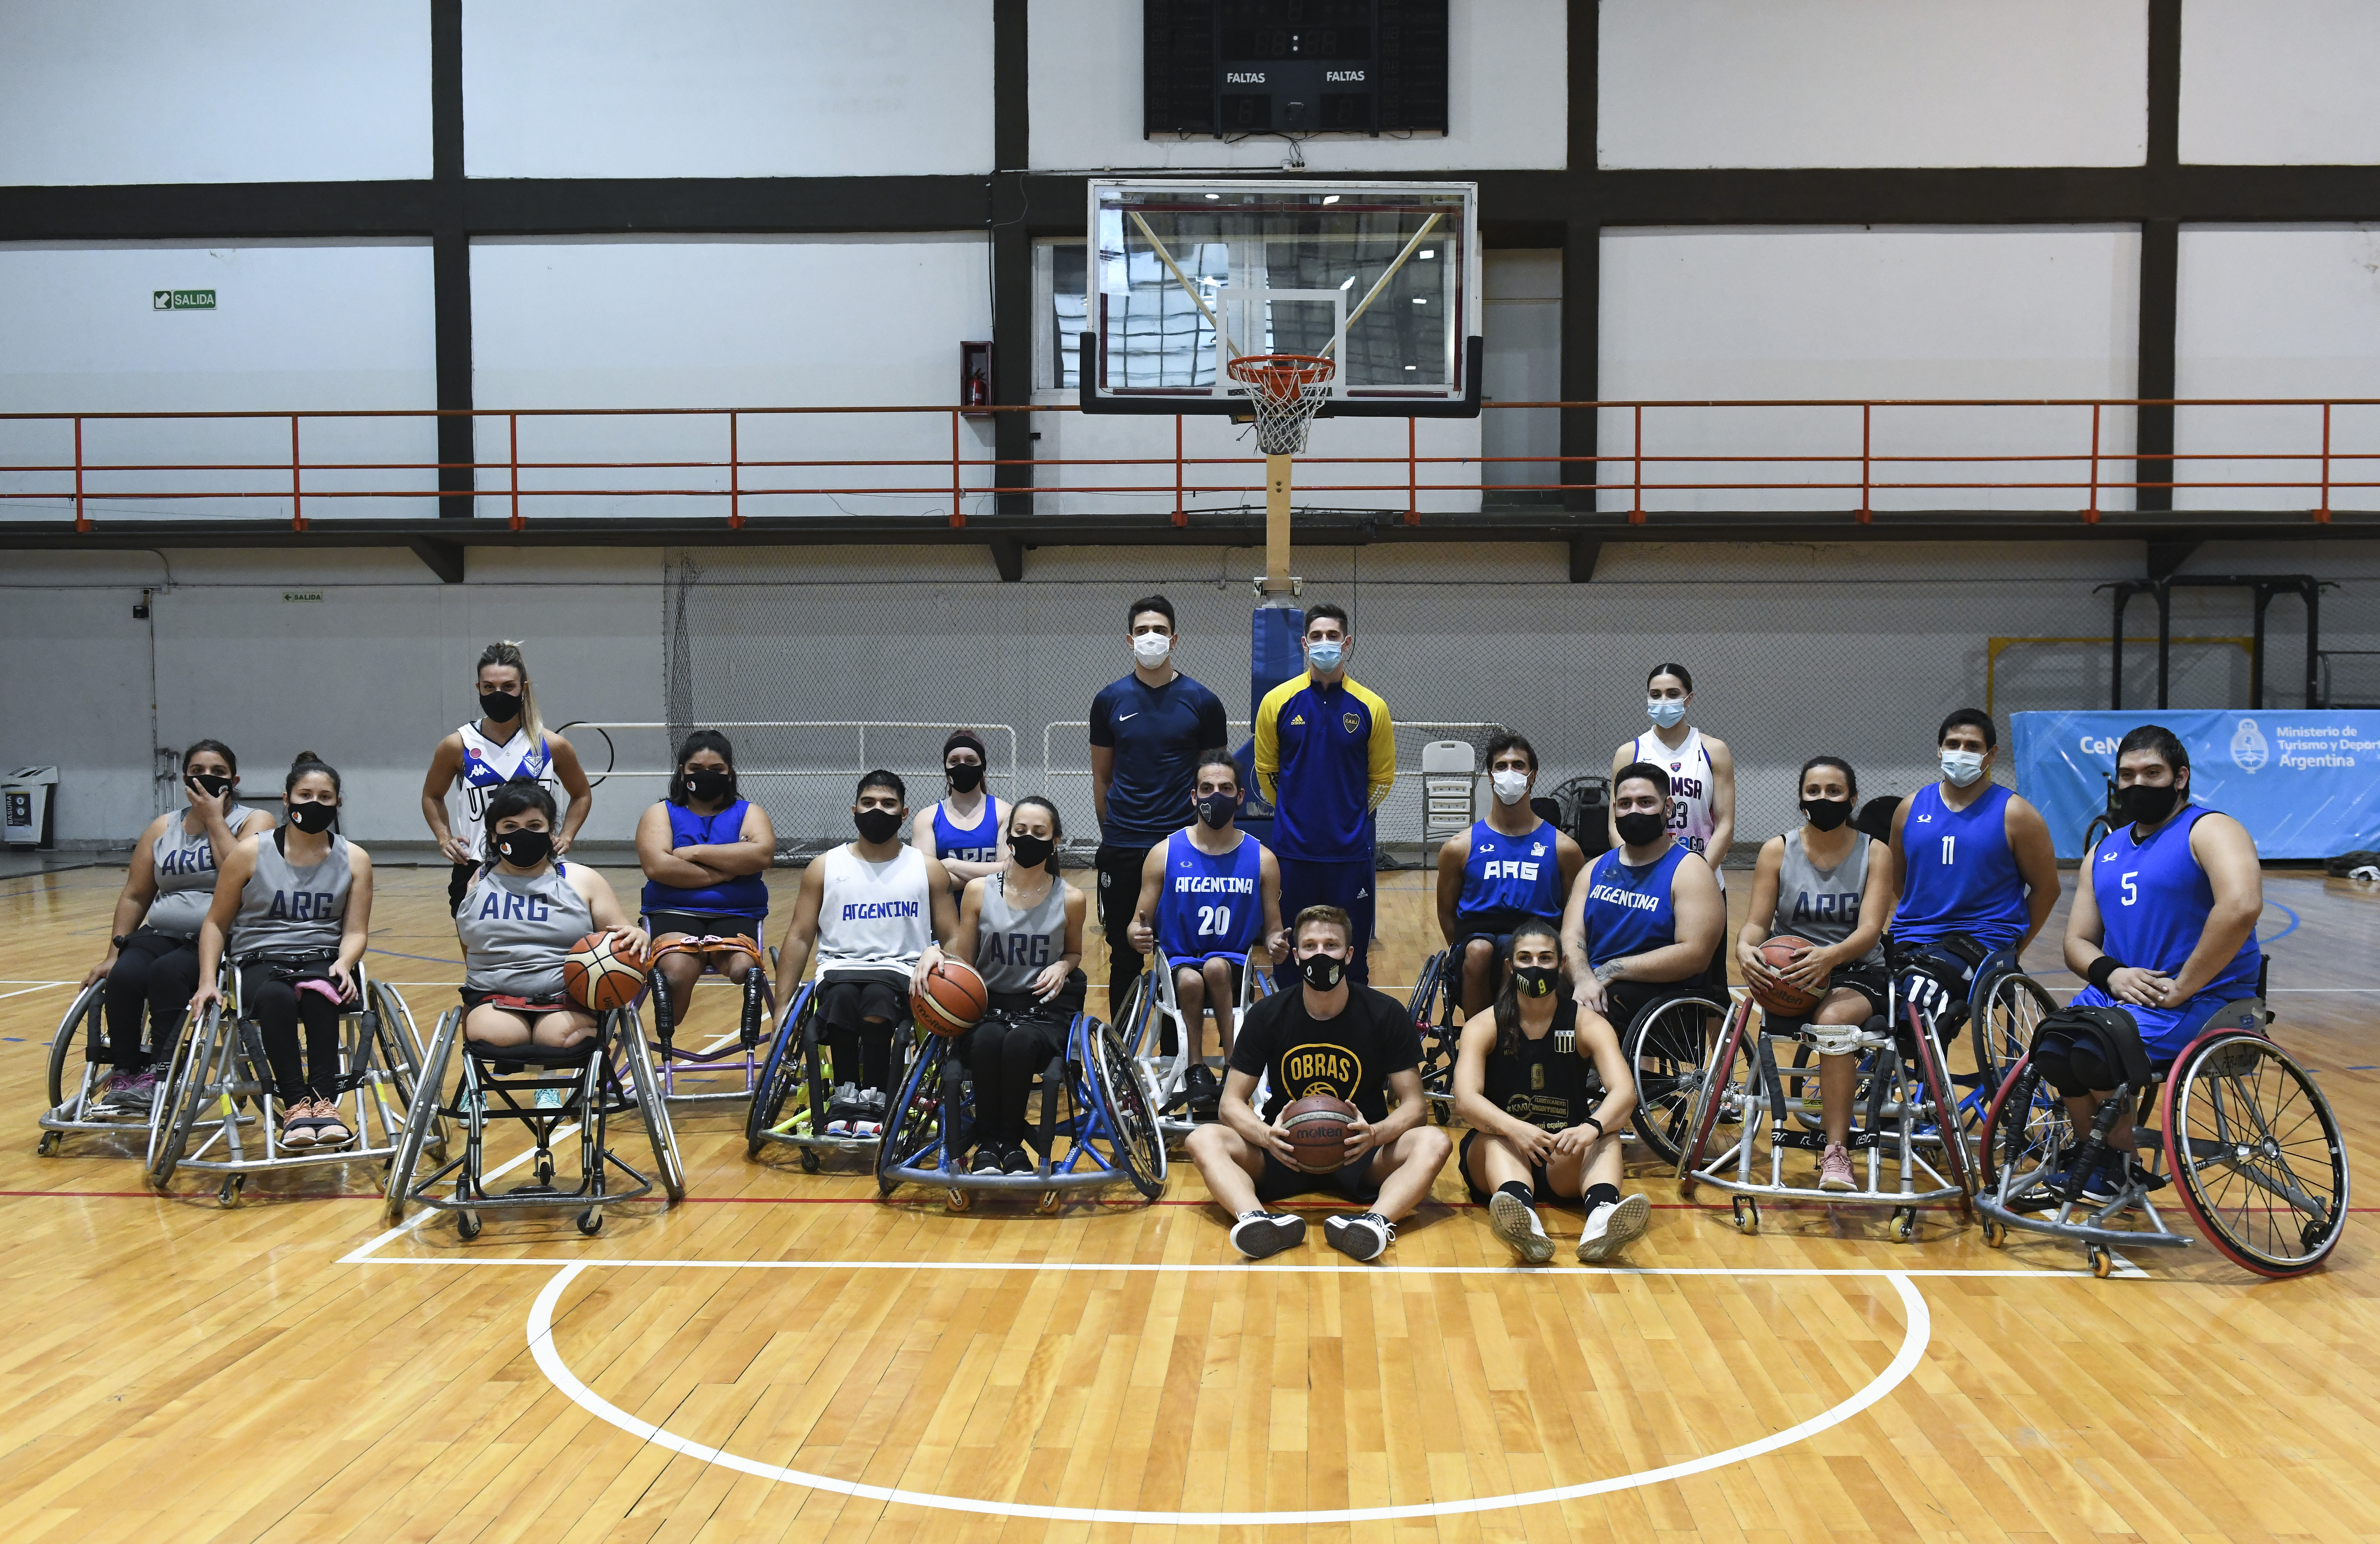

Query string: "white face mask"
[[1647, 698, 1686, 729], [1491, 769, 1530, 807], [1941, 748, 1987, 787], [1131, 632, 1172, 668]]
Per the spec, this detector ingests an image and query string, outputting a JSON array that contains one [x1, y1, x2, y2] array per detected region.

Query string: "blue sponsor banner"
[[2012, 710, 2380, 860]]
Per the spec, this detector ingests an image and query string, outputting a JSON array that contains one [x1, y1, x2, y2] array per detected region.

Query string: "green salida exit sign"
[[153, 289, 215, 310]]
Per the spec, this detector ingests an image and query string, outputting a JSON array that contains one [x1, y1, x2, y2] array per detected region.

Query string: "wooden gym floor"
[[3, 859, 2376, 1542]]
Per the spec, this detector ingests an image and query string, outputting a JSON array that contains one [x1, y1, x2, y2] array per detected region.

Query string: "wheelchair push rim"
[[2162, 1029, 2348, 1277]]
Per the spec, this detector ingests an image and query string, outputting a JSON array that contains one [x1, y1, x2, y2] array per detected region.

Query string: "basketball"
[[1280, 1093, 1360, 1174], [1751, 935, 1826, 1016], [563, 930, 649, 1012], [911, 959, 989, 1036]]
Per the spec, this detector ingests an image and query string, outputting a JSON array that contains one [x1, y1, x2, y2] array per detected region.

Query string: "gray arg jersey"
[[972, 871, 1070, 994], [1770, 829, 1884, 967], [456, 861, 592, 998], [229, 830, 354, 961], [146, 806, 261, 938]]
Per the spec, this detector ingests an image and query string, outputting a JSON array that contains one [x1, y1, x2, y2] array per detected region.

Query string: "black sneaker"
[[1185, 1062, 1221, 1120], [969, 1145, 1002, 1175], [1324, 1211, 1395, 1262], [1002, 1144, 1036, 1175], [1229, 1209, 1307, 1259]]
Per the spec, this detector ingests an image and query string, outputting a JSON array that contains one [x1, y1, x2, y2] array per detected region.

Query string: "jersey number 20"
[[1196, 904, 1233, 937]]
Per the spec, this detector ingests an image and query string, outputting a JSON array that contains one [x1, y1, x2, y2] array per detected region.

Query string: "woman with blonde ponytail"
[[420, 640, 595, 912]]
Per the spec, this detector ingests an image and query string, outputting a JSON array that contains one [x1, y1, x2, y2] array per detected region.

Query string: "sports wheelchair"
[[1673, 965, 1977, 1239], [1108, 945, 1270, 1145], [38, 979, 173, 1157], [744, 978, 919, 1170], [1975, 972, 2347, 1278], [1405, 947, 1464, 1123], [640, 932, 775, 1103], [145, 962, 431, 1206], [874, 1008, 1166, 1210], [384, 1002, 684, 1238]]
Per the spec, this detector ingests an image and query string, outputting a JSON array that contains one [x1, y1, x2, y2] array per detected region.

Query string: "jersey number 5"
[[2120, 871, 2138, 907]]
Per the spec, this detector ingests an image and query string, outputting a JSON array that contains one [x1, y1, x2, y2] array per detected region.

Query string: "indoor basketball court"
[[5, 4, 2380, 1540]]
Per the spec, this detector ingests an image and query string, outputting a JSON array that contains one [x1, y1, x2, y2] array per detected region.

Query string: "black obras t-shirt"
[[1229, 983, 1422, 1123]]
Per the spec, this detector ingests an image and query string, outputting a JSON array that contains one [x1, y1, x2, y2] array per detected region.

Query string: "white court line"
[[526, 1262, 1936, 1525], [352, 1254, 2104, 1278], [335, 1123, 580, 1264], [0, 982, 70, 1001]]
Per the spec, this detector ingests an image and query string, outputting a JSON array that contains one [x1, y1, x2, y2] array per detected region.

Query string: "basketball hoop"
[[1226, 352, 1335, 456]]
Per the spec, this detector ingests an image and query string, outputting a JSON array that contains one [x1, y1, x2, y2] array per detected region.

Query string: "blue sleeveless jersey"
[[1153, 830, 1264, 963], [640, 799, 769, 917], [2091, 806, 2259, 999], [1578, 843, 1687, 967], [1455, 819, 1564, 921], [932, 799, 1002, 866], [1893, 783, 2031, 950]]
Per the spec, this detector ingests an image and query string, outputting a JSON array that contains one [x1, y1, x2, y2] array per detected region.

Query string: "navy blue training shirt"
[[1088, 672, 1230, 846]]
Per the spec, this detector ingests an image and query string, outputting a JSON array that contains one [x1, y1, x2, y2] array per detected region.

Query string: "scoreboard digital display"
[[1144, 0, 1449, 139]]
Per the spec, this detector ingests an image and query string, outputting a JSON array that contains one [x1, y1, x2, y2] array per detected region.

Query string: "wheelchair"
[[641, 933, 775, 1104], [744, 978, 919, 1171], [146, 961, 432, 1207], [384, 1001, 684, 1238], [1406, 947, 1463, 1122], [875, 1008, 1167, 1211], [38, 979, 171, 1157], [1672, 964, 1977, 1239], [1899, 937, 2060, 1131], [1975, 971, 2347, 1279], [1109, 945, 1270, 1146]]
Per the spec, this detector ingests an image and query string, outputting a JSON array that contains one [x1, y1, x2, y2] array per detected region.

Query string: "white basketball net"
[[1226, 353, 1336, 456]]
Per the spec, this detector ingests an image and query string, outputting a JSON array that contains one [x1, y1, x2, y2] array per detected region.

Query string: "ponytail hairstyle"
[[475, 640, 545, 744], [671, 728, 738, 806], [1009, 794, 1064, 873], [285, 750, 343, 833], [1490, 917, 1564, 1058]]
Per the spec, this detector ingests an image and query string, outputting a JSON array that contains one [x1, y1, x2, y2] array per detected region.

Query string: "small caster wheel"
[[218, 1178, 245, 1208], [1732, 1196, 1759, 1234], [799, 1148, 820, 1174], [1035, 1190, 1061, 1216], [945, 1188, 972, 1213], [457, 1210, 482, 1241], [578, 1210, 603, 1236], [36, 1132, 60, 1157], [2088, 1243, 2114, 1279], [1891, 1207, 1917, 1242], [1982, 1219, 2008, 1249]]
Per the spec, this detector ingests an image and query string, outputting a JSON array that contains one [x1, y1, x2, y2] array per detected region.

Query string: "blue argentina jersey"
[[1456, 819, 1564, 920], [1894, 783, 2030, 951], [2092, 806, 2259, 1000], [1153, 830, 1264, 963], [1578, 843, 1687, 968], [931, 799, 1001, 866]]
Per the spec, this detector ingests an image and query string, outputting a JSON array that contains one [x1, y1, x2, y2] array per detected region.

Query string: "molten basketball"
[[564, 931, 650, 1012], [1751, 934, 1826, 1016], [911, 959, 989, 1036], [1280, 1093, 1360, 1174]]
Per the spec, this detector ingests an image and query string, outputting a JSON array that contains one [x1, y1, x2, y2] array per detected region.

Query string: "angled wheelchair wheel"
[[1906, 1005, 1974, 1207], [384, 1007, 462, 1226], [1976, 1049, 2070, 1198], [1409, 949, 1460, 1120], [877, 1034, 953, 1196], [2162, 1030, 2348, 1277], [44, 981, 107, 1117], [1674, 997, 1753, 1189], [1085, 1018, 1167, 1200], [1625, 993, 1729, 1169], [1971, 971, 2056, 1107], [1112, 972, 1156, 1060], [618, 1009, 685, 1202], [147, 1004, 226, 1190], [746, 984, 812, 1159]]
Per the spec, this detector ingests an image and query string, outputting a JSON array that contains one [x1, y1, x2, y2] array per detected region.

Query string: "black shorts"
[[1600, 977, 1702, 1033], [1451, 909, 1547, 957], [646, 910, 767, 945], [1254, 1148, 1383, 1206], [815, 970, 911, 1031], [1457, 1127, 1567, 1205], [1760, 961, 1891, 1029]]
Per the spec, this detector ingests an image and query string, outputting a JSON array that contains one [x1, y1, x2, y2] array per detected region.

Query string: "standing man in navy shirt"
[[1091, 595, 1230, 1009]]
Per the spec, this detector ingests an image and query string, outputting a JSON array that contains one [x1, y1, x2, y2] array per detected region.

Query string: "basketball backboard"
[[1079, 179, 1481, 419]]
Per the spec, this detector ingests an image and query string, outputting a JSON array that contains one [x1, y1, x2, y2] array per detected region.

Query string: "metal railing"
[[559, 721, 1020, 792], [6, 397, 2376, 531]]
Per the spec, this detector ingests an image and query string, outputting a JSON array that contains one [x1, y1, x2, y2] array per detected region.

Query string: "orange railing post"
[[2320, 401, 2332, 523], [2085, 402, 2101, 524], [950, 409, 964, 528], [72, 415, 87, 532], [1173, 414, 1186, 527], [1857, 402, 1871, 523], [1630, 404, 1644, 525], [729, 410, 743, 529], [1407, 416, 1419, 525], [508, 412, 522, 531], [290, 414, 304, 532]]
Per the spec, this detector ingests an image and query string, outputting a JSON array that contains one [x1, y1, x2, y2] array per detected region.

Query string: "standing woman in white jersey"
[[1611, 663, 1735, 981], [420, 641, 594, 914]]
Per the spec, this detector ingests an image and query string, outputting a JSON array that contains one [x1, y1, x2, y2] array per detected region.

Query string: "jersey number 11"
[[1940, 835, 1956, 865]]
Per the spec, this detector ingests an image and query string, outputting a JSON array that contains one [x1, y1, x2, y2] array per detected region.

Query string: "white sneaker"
[[1230, 1210, 1307, 1259], [1323, 1212, 1394, 1262], [1488, 1190, 1555, 1264], [534, 1086, 564, 1109], [824, 1081, 862, 1136], [1577, 1193, 1651, 1264]]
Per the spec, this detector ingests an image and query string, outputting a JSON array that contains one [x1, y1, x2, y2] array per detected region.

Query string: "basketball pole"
[[1264, 453, 1293, 593]]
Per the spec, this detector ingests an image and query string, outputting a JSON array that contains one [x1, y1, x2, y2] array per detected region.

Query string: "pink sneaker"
[[1819, 1143, 1855, 1192]]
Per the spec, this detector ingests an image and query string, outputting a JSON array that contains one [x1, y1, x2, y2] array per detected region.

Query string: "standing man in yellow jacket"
[[1253, 602, 1395, 984]]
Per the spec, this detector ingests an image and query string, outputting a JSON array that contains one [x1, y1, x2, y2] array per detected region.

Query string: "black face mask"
[[495, 828, 553, 867], [682, 768, 732, 804], [1298, 952, 1347, 991], [945, 762, 984, 794], [286, 800, 338, 834], [2113, 780, 2182, 827], [1009, 833, 1055, 869], [1615, 811, 1668, 848], [1801, 797, 1853, 832], [187, 772, 232, 798], [479, 690, 522, 722], [854, 807, 901, 845], [1196, 791, 1238, 829], [1511, 964, 1558, 999]]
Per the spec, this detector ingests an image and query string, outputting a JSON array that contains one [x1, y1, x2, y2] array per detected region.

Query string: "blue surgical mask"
[[1647, 697, 1686, 728], [1307, 639, 1344, 673], [1941, 749, 1987, 787]]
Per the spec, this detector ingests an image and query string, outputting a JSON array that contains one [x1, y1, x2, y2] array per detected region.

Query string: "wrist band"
[[1583, 1116, 1605, 1140], [2085, 954, 2123, 991]]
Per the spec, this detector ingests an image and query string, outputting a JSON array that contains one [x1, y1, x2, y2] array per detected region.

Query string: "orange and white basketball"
[[911, 959, 989, 1036], [564, 931, 649, 1012]]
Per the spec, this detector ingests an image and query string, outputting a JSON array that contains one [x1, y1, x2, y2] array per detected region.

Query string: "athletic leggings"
[[816, 973, 905, 1094], [102, 927, 198, 1069], [238, 959, 347, 1104], [962, 980, 1085, 1146]]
